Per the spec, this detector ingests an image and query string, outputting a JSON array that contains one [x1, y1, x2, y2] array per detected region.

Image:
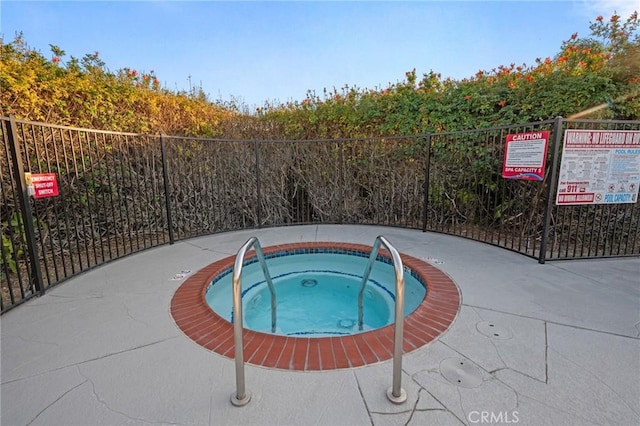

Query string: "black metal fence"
[[2, 116, 639, 313]]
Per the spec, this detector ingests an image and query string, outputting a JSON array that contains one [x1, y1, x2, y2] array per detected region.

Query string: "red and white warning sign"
[[502, 131, 549, 181], [25, 173, 59, 199], [556, 130, 640, 205]]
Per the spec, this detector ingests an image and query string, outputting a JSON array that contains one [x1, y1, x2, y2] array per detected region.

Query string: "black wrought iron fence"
[[426, 121, 558, 258], [2, 116, 639, 313], [0, 118, 171, 312]]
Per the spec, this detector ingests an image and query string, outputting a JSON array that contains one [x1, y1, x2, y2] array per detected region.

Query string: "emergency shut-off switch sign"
[[25, 172, 59, 199]]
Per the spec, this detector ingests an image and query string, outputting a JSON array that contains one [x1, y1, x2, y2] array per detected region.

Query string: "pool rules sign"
[[556, 130, 640, 205]]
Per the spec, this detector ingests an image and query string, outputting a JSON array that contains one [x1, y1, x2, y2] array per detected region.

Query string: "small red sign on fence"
[[30, 173, 59, 199], [502, 131, 550, 181]]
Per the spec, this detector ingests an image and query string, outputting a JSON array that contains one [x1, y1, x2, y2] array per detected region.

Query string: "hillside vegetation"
[[1, 12, 639, 137]]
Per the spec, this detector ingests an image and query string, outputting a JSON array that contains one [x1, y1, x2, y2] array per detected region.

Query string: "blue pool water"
[[205, 250, 427, 337]]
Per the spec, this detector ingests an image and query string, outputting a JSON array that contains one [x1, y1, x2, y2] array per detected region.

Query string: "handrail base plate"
[[231, 391, 252, 407], [386, 386, 407, 404]]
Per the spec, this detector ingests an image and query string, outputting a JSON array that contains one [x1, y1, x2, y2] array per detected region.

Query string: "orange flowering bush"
[[1, 12, 637, 138], [0, 34, 235, 136], [260, 12, 639, 137]]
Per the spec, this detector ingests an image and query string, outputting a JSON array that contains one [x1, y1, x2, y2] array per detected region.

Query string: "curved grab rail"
[[357, 235, 407, 404], [231, 236, 276, 407]]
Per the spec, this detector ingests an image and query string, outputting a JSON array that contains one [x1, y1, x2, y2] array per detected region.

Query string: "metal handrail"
[[230, 237, 277, 407], [357, 235, 407, 404]]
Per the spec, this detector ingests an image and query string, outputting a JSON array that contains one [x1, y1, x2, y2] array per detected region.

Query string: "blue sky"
[[1, 1, 638, 109]]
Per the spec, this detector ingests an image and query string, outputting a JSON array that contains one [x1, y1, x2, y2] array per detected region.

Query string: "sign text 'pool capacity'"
[[556, 130, 640, 205]]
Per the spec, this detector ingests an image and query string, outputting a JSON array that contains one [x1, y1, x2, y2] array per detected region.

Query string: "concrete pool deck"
[[1, 224, 639, 425]]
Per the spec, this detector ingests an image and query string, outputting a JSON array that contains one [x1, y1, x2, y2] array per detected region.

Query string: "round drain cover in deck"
[[476, 321, 513, 340], [440, 357, 483, 388]]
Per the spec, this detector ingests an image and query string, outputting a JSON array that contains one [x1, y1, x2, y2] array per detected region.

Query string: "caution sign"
[[28, 173, 59, 199], [556, 130, 640, 205], [502, 131, 550, 181]]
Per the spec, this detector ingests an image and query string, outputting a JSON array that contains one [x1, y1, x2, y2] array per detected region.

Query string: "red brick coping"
[[170, 242, 461, 371]]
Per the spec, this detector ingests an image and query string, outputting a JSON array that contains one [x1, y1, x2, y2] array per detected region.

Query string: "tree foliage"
[[1, 12, 638, 138], [257, 12, 640, 139], [0, 33, 235, 136]]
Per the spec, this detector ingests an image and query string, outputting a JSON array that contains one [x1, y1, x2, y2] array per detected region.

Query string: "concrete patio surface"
[[1, 224, 639, 425]]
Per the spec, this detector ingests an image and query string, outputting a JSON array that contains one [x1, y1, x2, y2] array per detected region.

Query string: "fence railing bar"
[[59, 127, 78, 274], [88, 130, 102, 265], [15, 124, 35, 295], [585, 205, 595, 257], [214, 150, 223, 234], [139, 136, 153, 249], [629, 204, 640, 255], [74, 129, 94, 269], [98, 132, 117, 259], [539, 117, 565, 264], [109, 133, 126, 256], [621, 204, 635, 255], [1, 122, 20, 305], [116, 134, 133, 254], [572, 205, 582, 258], [620, 204, 633, 256], [338, 140, 344, 224], [113, 134, 128, 252], [69, 128, 87, 272], [25, 124, 49, 287], [127, 134, 142, 252], [615, 205, 627, 256], [254, 139, 262, 228], [152, 137, 165, 244], [601, 204, 613, 256], [57, 126, 73, 275], [613, 204, 627, 256], [6, 116, 44, 296], [45, 124, 63, 282], [563, 207, 573, 259], [590, 206, 599, 258]]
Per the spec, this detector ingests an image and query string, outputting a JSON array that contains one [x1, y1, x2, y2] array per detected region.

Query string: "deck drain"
[[301, 278, 318, 287], [476, 321, 513, 340], [440, 358, 483, 388]]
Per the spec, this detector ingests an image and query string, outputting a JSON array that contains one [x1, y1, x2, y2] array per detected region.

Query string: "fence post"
[[422, 133, 432, 232], [338, 139, 344, 224], [254, 139, 262, 228], [538, 117, 564, 264], [160, 135, 175, 244], [6, 116, 45, 294]]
